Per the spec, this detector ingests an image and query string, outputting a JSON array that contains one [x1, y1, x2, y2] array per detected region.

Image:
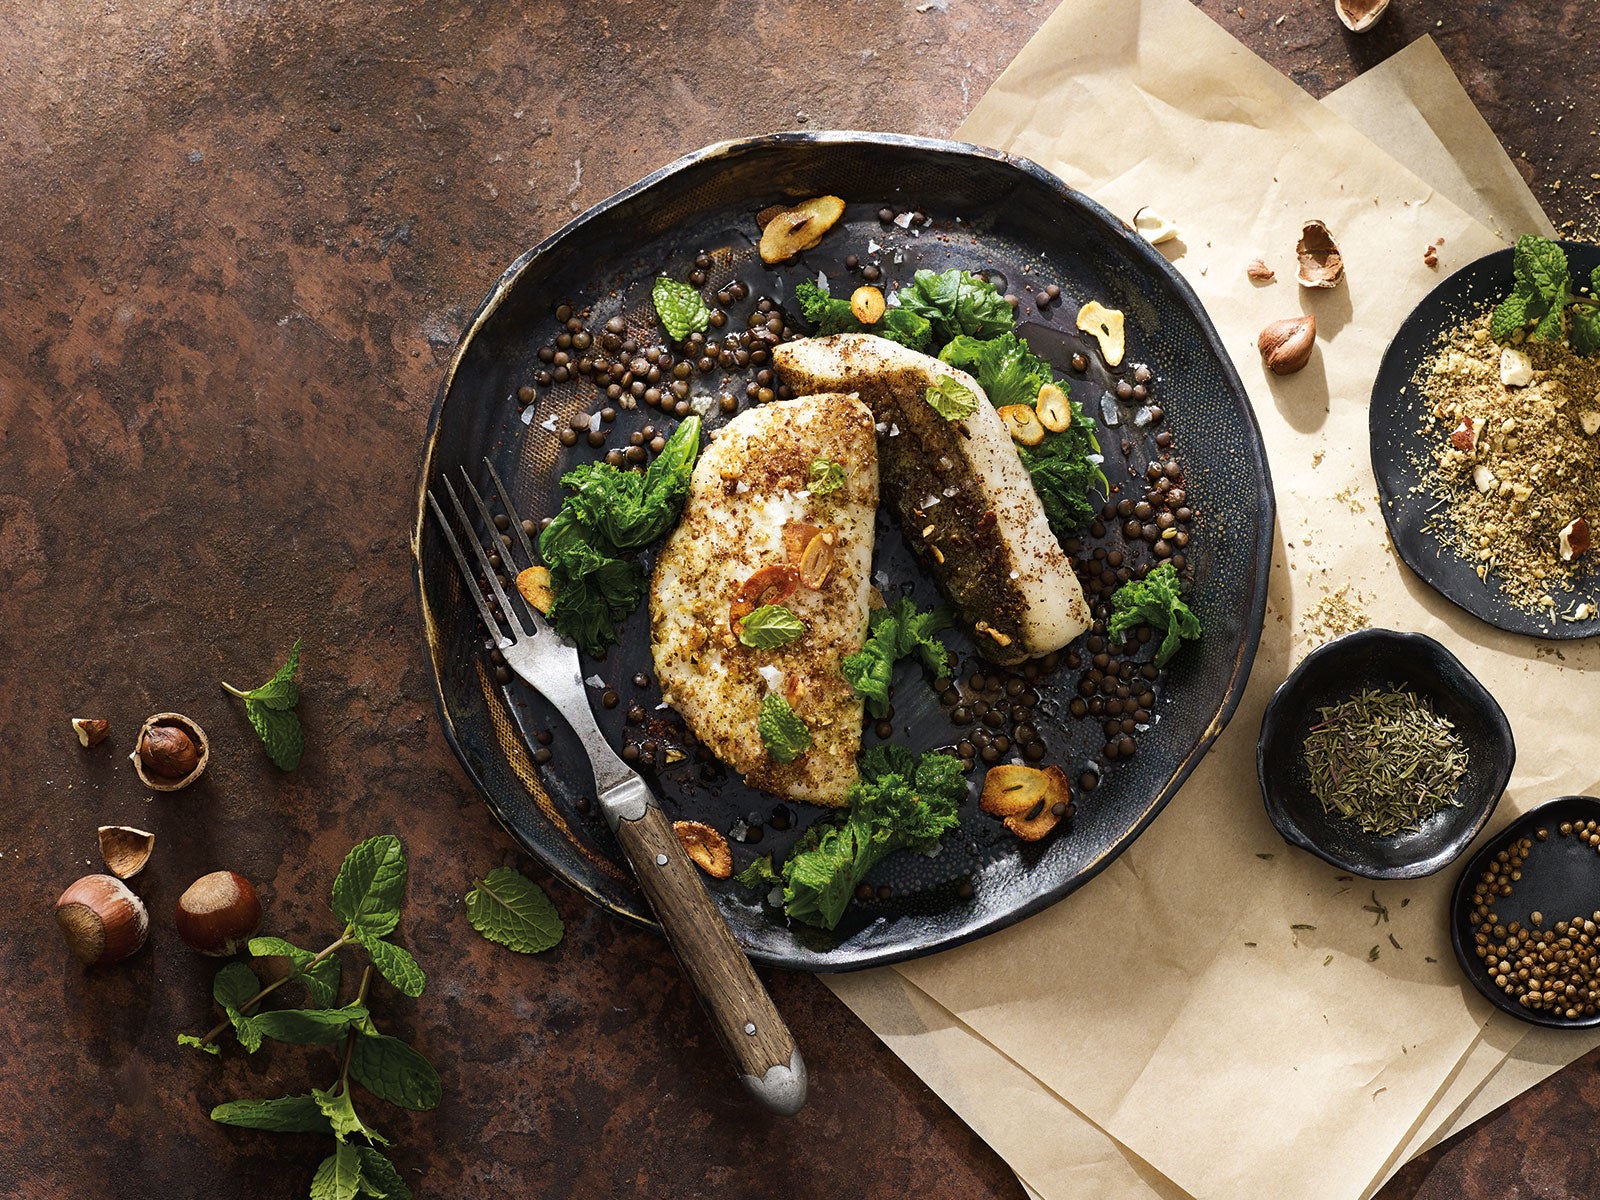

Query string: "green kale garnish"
[[892, 268, 1015, 349], [807, 456, 848, 495], [539, 416, 702, 656], [939, 331, 1107, 537], [770, 746, 966, 930], [840, 598, 953, 719], [1107, 561, 1201, 666], [1490, 234, 1600, 355], [938, 332, 1053, 410], [793, 279, 932, 351]]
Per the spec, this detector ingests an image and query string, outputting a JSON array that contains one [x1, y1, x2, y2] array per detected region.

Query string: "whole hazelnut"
[[1258, 314, 1316, 376], [56, 874, 149, 966], [139, 725, 199, 779], [176, 871, 263, 956]]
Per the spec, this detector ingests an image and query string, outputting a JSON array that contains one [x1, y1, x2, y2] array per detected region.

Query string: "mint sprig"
[[1490, 234, 1600, 356], [223, 638, 305, 770], [183, 835, 435, 1200]]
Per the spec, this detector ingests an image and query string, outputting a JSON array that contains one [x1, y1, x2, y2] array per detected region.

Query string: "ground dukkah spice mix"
[[1416, 309, 1600, 618]]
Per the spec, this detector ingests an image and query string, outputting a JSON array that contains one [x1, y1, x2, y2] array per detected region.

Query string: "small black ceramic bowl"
[[1257, 628, 1514, 879], [1450, 796, 1600, 1029]]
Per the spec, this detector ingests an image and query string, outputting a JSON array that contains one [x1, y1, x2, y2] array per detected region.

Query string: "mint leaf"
[[1514, 233, 1570, 311], [214, 961, 263, 1052], [925, 374, 979, 421], [357, 936, 426, 998], [332, 834, 407, 939], [224, 640, 305, 769], [350, 1034, 443, 1111], [807, 457, 848, 495], [356, 1148, 412, 1200], [1532, 302, 1565, 342], [732, 853, 781, 891], [465, 867, 565, 953], [1490, 290, 1530, 340], [738, 604, 805, 649], [249, 936, 342, 1007], [252, 1006, 371, 1046], [757, 693, 811, 763], [177, 1032, 221, 1056], [652, 276, 710, 341], [244, 700, 304, 771], [311, 1144, 363, 1200], [313, 1085, 390, 1146], [1571, 303, 1600, 357], [211, 1094, 334, 1134], [1107, 561, 1202, 666]]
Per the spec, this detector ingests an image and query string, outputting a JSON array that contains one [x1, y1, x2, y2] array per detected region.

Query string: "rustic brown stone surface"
[[0, 1, 1595, 1197]]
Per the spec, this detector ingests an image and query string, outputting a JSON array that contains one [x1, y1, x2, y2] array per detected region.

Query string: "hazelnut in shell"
[[175, 870, 263, 956], [56, 874, 149, 966], [130, 712, 209, 791], [97, 825, 156, 879]]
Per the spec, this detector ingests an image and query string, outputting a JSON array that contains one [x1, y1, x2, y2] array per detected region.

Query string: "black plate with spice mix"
[[414, 132, 1274, 970], [1451, 797, 1600, 1029], [1370, 241, 1600, 639]]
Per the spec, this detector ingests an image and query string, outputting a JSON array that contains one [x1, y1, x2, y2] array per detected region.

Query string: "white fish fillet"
[[773, 333, 1090, 663], [649, 394, 877, 807]]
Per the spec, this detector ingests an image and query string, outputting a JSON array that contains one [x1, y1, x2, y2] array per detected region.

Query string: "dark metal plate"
[[1369, 241, 1600, 639], [1450, 796, 1600, 1029], [412, 132, 1274, 970]]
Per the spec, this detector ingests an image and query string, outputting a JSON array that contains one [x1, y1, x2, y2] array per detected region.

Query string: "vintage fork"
[[426, 458, 805, 1115]]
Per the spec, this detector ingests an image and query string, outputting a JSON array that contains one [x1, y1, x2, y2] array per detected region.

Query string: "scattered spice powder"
[[1301, 584, 1371, 641], [1416, 308, 1600, 617], [1302, 686, 1469, 836]]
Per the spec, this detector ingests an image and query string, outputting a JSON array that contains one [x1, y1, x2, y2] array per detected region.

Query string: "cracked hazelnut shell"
[[129, 712, 209, 791], [98, 825, 156, 879]]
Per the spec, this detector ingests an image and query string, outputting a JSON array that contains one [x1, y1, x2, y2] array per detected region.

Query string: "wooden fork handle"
[[606, 787, 806, 1115]]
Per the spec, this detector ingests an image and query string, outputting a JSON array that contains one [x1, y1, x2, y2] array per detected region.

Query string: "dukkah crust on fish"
[[650, 393, 877, 807], [773, 333, 1091, 663]]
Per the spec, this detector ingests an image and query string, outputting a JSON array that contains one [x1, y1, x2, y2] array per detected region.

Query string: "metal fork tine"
[[444, 474, 530, 640], [425, 490, 512, 649], [482, 456, 539, 568]]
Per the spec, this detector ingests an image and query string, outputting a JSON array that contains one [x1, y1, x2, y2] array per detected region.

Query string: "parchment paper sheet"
[[826, 4, 1600, 1197], [1321, 36, 1558, 243]]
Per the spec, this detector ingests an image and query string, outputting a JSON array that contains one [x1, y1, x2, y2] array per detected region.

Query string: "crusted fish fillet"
[[650, 394, 877, 807], [774, 333, 1091, 664]]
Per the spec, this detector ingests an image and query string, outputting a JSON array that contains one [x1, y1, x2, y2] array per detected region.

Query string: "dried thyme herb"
[[1302, 687, 1469, 836]]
